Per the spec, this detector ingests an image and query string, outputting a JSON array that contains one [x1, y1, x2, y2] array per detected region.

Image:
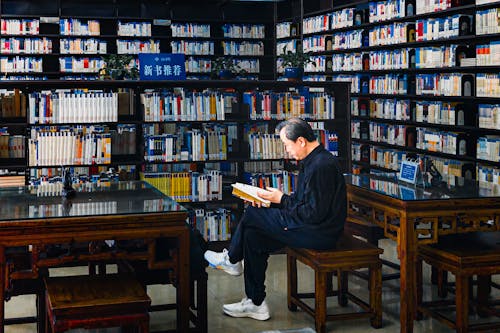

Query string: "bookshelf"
[[0, 0, 276, 80], [0, 79, 351, 246], [277, 0, 500, 184]]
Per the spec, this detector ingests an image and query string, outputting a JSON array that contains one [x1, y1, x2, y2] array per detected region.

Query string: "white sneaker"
[[204, 249, 243, 276], [223, 297, 270, 321]]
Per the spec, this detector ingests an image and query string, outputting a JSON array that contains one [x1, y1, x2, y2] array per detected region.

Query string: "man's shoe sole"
[[223, 308, 270, 321], [209, 263, 242, 276]]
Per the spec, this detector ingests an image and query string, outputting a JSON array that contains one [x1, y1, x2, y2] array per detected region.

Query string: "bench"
[[45, 274, 151, 333], [287, 233, 383, 333]]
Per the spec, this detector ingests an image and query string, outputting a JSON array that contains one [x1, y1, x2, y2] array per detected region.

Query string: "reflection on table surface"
[[0, 181, 186, 220], [345, 173, 500, 201]]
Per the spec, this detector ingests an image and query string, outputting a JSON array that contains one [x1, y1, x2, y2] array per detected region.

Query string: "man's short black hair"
[[276, 117, 316, 142]]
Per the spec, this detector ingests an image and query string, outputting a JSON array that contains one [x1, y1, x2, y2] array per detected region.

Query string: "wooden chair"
[[417, 232, 500, 333], [287, 233, 383, 333], [345, 219, 400, 282], [44, 274, 151, 333]]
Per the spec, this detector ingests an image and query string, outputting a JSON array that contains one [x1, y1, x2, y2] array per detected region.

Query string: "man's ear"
[[298, 136, 306, 147]]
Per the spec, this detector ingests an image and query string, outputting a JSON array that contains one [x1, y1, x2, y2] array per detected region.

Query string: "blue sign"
[[398, 159, 420, 184], [139, 53, 186, 80]]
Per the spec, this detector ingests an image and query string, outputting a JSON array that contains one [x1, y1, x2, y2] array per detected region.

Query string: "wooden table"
[[345, 174, 500, 333], [0, 181, 189, 333]]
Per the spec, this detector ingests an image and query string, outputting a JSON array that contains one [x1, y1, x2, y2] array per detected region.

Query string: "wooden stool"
[[345, 219, 400, 282], [124, 261, 208, 333], [287, 233, 383, 333], [45, 274, 151, 333], [417, 232, 500, 333]]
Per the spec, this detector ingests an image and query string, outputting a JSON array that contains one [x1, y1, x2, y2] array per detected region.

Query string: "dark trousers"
[[227, 206, 337, 306]]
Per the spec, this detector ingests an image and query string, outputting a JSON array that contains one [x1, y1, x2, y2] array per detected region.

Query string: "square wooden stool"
[[417, 232, 500, 333], [287, 233, 383, 333], [45, 274, 151, 333]]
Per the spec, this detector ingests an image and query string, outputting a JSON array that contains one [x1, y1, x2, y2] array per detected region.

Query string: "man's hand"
[[257, 187, 283, 204]]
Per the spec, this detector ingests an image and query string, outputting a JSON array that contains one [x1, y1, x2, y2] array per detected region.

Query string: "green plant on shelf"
[[99, 54, 139, 80], [278, 46, 315, 69], [211, 57, 247, 79]]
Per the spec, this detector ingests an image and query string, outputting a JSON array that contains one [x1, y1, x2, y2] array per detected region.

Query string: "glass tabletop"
[[345, 173, 500, 201], [0, 181, 186, 221]]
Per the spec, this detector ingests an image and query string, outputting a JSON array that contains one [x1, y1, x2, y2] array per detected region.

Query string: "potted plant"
[[211, 57, 247, 80], [278, 46, 315, 81], [99, 54, 139, 80]]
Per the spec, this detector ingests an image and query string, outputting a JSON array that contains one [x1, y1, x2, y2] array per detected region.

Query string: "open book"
[[231, 182, 271, 208]]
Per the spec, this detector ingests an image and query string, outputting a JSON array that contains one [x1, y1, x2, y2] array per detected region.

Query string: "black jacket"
[[279, 145, 346, 236]]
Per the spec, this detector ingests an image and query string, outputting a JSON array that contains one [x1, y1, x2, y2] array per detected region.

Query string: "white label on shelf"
[[40, 17, 59, 24], [153, 19, 171, 26]]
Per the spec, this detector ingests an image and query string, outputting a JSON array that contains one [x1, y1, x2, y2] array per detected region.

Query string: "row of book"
[[117, 21, 151, 37], [243, 91, 336, 121], [476, 73, 500, 97], [188, 208, 232, 242], [369, 0, 406, 23], [306, 56, 327, 72], [28, 125, 112, 166], [369, 22, 410, 46], [116, 39, 159, 54], [362, 98, 411, 121], [171, 41, 214, 55], [1, 37, 52, 54], [0, 131, 25, 158], [477, 164, 500, 184], [416, 127, 466, 155], [476, 42, 500, 66], [140, 90, 229, 122], [28, 90, 118, 124], [185, 57, 211, 73], [478, 104, 500, 130], [416, 73, 470, 96], [60, 19, 100, 36], [332, 53, 363, 71], [29, 165, 137, 184], [221, 41, 264, 56], [415, 15, 472, 42], [276, 22, 295, 39], [110, 125, 136, 155], [144, 128, 228, 162], [59, 57, 104, 73], [142, 122, 237, 151], [0, 56, 42, 73], [415, 101, 463, 125], [243, 170, 299, 196], [477, 135, 500, 162], [222, 24, 265, 39], [369, 74, 408, 94], [60, 38, 107, 54], [415, 45, 457, 68], [1, 19, 39, 35], [332, 29, 364, 50], [0, 89, 26, 118], [369, 123, 407, 146], [140, 170, 222, 202], [29, 200, 117, 217], [370, 48, 409, 70], [416, 0, 454, 15], [248, 133, 285, 160], [171, 23, 210, 38], [476, 8, 500, 35]]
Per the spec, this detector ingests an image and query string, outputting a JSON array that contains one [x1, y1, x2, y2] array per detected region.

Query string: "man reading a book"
[[205, 117, 346, 321]]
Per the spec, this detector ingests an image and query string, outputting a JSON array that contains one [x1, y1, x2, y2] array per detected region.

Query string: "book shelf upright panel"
[[288, 0, 500, 184]]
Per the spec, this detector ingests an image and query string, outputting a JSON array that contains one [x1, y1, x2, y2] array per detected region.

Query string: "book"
[[231, 182, 271, 208]]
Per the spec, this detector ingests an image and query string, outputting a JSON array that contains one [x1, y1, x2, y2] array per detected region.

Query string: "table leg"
[[398, 213, 416, 333], [177, 229, 190, 332], [0, 246, 5, 333]]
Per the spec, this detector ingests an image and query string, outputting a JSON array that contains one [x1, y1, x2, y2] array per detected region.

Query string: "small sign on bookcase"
[[398, 158, 421, 185]]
